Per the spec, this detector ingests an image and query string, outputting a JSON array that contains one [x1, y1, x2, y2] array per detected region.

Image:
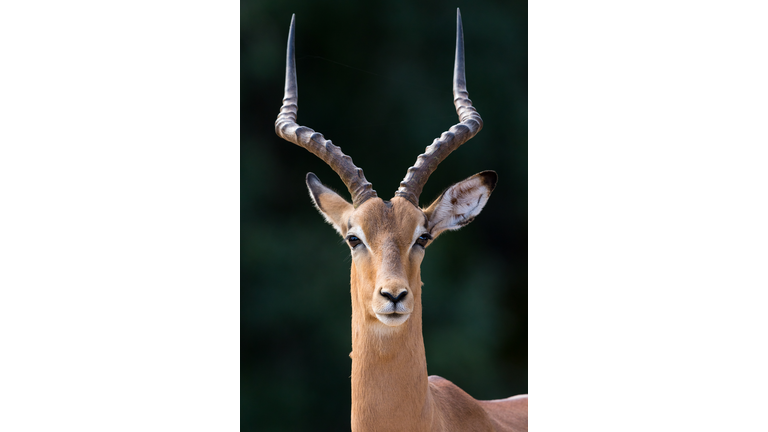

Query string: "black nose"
[[381, 290, 408, 303]]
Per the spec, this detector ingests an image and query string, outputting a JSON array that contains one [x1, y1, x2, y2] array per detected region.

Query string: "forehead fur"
[[348, 197, 426, 247]]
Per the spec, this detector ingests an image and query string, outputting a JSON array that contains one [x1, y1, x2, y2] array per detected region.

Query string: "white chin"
[[375, 313, 411, 327]]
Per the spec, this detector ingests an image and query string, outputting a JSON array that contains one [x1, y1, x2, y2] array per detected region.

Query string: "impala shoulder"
[[428, 375, 476, 404], [428, 376, 495, 429]]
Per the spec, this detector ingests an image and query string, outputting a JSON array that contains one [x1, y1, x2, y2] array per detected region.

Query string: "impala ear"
[[423, 171, 497, 239], [306, 173, 354, 236]]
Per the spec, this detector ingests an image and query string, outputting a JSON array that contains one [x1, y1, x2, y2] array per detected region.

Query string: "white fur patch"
[[410, 223, 428, 248], [346, 226, 370, 250]]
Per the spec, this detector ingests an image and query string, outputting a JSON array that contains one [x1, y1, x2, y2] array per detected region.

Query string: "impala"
[[274, 10, 527, 432]]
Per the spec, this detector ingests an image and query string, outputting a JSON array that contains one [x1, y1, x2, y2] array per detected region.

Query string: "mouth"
[[375, 312, 411, 327]]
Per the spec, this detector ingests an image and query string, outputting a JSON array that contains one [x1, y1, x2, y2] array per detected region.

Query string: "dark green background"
[[242, 1, 527, 430]]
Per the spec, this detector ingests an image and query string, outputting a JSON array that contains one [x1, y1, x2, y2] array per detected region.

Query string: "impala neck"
[[349, 273, 434, 431]]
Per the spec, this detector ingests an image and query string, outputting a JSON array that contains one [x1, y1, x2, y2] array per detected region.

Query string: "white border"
[[530, 1, 768, 430], [0, 2, 239, 430]]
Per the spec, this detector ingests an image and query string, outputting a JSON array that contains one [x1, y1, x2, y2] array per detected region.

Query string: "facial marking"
[[346, 225, 369, 250], [410, 222, 430, 249]]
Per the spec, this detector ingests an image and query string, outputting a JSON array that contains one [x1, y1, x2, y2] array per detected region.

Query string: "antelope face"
[[306, 171, 497, 328], [345, 197, 426, 327], [275, 11, 495, 328]]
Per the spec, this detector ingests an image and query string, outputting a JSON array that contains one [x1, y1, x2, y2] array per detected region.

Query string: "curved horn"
[[275, 14, 377, 208], [394, 8, 483, 207]]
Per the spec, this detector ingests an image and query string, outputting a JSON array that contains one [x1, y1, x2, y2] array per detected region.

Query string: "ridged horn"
[[394, 8, 483, 207], [274, 14, 377, 208]]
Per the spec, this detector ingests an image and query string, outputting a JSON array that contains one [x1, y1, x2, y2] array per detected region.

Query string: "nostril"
[[381, 290, 408, 303], [381, 291, 396, 302], [394, 291, 407, 302]]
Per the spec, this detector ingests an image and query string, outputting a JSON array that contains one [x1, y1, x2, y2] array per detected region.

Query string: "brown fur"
[[309, 175, 527, 432]]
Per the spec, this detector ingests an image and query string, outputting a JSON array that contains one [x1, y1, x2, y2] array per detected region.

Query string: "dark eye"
[[347, 235, 362, 248], [415, 233, 432, 248]]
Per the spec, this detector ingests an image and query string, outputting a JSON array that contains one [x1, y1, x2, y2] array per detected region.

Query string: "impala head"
[[275, 10, 496, 329]]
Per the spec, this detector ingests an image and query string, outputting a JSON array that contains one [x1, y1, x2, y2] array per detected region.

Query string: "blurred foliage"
[[242, 1, 527, 430]]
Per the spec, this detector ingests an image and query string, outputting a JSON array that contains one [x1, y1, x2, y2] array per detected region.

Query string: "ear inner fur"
[[424, 171, 497, 238]]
